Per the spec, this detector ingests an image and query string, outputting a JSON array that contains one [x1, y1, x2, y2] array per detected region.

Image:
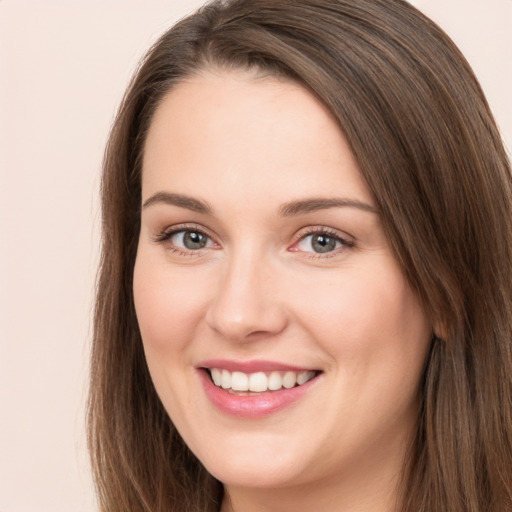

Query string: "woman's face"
[[134, 70, 432, 495]]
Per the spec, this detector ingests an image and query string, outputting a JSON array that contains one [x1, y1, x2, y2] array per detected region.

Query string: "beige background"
[[0, 1, 510, 511]]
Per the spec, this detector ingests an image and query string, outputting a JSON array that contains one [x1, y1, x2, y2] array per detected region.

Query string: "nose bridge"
[[206, 244, 287, 341]]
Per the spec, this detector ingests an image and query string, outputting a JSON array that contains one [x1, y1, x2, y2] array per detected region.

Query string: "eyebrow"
[[141, 192, 378, 216], [142, 192, 213, 214], [279, 197, 378, 216]]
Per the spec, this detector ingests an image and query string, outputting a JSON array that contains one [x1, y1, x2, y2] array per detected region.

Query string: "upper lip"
[[197, 359, 320, 373]]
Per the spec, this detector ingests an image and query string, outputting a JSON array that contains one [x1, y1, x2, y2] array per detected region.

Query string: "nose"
[[205, 250, 288, 342]]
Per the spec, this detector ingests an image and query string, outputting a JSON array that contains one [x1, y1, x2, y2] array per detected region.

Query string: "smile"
[[197, 362, 322, 418], [208, 368, 317, 393]]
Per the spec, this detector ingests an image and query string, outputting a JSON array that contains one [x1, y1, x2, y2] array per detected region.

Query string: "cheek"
[[132, 251, 214, 425], [291, 258, 430, 376], [289, 261, 431, 452], [132, 252, 210, 356]]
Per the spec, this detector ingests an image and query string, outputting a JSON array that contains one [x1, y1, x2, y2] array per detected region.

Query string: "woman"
[[88, 0, 512, 510]]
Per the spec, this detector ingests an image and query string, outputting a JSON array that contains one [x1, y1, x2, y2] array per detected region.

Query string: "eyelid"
[[153, 223, 219, 247], [289, 226, 355, 256], [152, 223, 354, 258]]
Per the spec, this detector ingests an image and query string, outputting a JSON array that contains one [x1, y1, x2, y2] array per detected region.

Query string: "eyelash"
[[153, 224, 354, 258], [153, 224, 214, 257], [292, 227, 355, 259]]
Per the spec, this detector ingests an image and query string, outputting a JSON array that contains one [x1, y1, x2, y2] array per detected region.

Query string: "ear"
[[432, 320, 448, 342]]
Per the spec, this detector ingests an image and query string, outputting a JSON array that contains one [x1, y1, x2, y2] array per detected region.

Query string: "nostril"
[[204, 277, 289, 342]]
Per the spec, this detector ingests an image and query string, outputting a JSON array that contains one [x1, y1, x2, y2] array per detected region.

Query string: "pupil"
[[183, 231, 207, 249], [312, 234, 336, 253]]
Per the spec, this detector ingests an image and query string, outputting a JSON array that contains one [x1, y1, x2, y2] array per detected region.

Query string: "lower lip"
[[198, 370, 320, 418]]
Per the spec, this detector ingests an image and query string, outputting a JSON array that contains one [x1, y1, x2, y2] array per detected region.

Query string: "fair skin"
[[133, 69, 432, 512]]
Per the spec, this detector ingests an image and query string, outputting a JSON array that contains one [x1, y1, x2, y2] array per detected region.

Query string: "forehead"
[[141, 70, 372, 208]]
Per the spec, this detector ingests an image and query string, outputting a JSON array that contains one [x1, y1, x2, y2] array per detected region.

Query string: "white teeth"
[[211, 368, 222, 386], [221, 369, 231, 389], [282, 371, 297, 389], [249, 372, 268, 392], [297, 370, 315, 385], [231, 371, 249, 391], [268, 371, 282, 390], [208, 368, 316, 392]]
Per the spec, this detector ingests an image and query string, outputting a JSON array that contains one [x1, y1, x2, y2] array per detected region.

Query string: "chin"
[[190, 432, 313, 489], [206, 459, 305, 489]]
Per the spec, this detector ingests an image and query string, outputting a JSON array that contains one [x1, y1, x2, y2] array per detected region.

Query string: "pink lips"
[[197, 359, 320, 418]]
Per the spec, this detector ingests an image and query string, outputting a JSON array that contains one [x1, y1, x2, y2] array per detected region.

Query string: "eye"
[[293, 229, 353, 255], [153, 225, 219, 257], [169, 229, 214, 250]]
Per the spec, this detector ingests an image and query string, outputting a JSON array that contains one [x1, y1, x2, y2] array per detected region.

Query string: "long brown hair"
[[88, 1, 512, 510]]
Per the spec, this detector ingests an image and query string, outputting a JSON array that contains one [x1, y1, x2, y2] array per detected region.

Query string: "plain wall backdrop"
[[0, 1, 510, 511]]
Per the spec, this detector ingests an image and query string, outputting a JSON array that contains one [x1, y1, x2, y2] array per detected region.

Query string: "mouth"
[[205, 367, 319, 394], [197, 360, 323, 417]]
